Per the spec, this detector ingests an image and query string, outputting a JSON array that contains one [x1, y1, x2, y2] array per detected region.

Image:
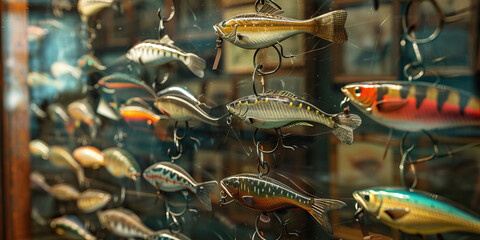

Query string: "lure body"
[[50, 183, 81, 201], [126, 35, 206, 78], [353, 187, 480, 235], [77, 54, 106, 74], [67, 99, 97, 127], [213, 3, 347, 49], [102, 147, 141, 181], [73, 146, 104, 169], [227, 91, 361, 144], [220, 173, 345, 234], [154, 87, 220, 126], [31, 171, 51, 192], [29, 139, 50, 159], [50, 215, 96, 240], [143, 161, 218, 211], [120, 105, 162, 127], [77, 189, 111, 213], [97, 208, 155, 238], [342, 81, 480, 131], [49, 146, 85, 186]]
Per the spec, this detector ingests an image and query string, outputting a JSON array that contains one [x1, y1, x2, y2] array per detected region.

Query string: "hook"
[[400, 131, 438, 164], [253, 212, 292, 240], [157, 0, 176, 39], [168, 121, 188, 161], [254, 0, 282, 13], [253, 128, 295, 154], [402, 0, 444, 44], [252, 64, 266, 97], [257, 161, 270, 177], [219, 190, 235, 206], [253, 45, 282, 76], [400, 145, 418, 189]]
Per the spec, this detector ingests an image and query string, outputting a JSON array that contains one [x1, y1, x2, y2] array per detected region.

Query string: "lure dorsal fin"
[[265, 90, 298, 98], [242, 196, 255, 206], [384, 208, 409, 220], [376, 99, 409, 112], [159, 34, 175, 45], [258, 2, 284, 15]]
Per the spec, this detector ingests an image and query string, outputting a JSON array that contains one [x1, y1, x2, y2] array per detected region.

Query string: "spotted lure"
[[214, 2, 347, 49], [221, 174, 345, 234], [126, 35, 206, 78], [342, 81, 480, 131], [143, 161, 218, 211], [227, 90, 362, 144], [354, 187, 480, 235]]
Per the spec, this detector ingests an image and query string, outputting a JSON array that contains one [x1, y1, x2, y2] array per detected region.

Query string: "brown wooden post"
[[1, 0, 31, 239]]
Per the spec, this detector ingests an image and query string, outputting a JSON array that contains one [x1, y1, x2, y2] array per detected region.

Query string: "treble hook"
[[253, 212, 296, 240], [253, 128, 295, 154], [168, 121, 188, 161], [254, 0, 282, 13], [253, 45, 282, 76], [400, 145, 418, 189], [157, 0, 176, 39]]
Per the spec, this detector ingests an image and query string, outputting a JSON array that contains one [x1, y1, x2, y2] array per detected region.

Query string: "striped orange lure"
[[342, 81, 480, 131]]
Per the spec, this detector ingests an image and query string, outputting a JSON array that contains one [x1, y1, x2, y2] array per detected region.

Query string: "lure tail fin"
[[308, 198, 346, 235], [332, 112, 361, 144], [185, 53, 206, 78], [312, 10, 348, 43], [195, 180, 218, 211]]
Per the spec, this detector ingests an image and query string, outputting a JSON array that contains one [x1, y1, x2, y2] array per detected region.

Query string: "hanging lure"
[[341, 81, 480, 131], [354, 187, 480, 235], [120, 105, 162, 128], [102, 147, 141, 181], [77, 0, 115, 22], [67, 99, 99, 127], [29, 139, 50, 160], [98, 208, 190, 239], [51, 61, 83, 80], [50, 183, 81, 201], [77, 54, 107, 74], [49, 146, 85, 186], [213, 2, 347, 49], [48, 103, 75, 134], [227, 90, 362, 144], [73, 146, 105, 169], [77, 189, 111, 213], [143, 161, 218, 211], [220, 173, 345, 234], [154, 86, 221, 126], [31, 171, 52, 192], [50, 215, 97, 240], [126, 35, 206, 78]]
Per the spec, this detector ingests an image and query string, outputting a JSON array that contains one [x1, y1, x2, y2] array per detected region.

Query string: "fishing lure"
[[354, 187, 480, 235], [126, 35, 206, 78], [67, 99, 98, 127], [77, 54, 106, 74], [120, 105, 161, 128], [30, 171, 51, 192], [77, 0, 115, 22], [154, 86, 221, 126], [49, 146, 85, 186], [227, 90, 362, 144], [102, 147, 141, 181], [98, 208, 190, 239], [220, 173, 345, 234], [143, 161, 218, 211], [342, 81, 480, 131], [77, 189, 111, 213], [51, 61, 82, 80], [50, 183, 81, 201], [213, 2, 347, 49], [50, 215, 96, 240], [73, 146, 105, 169], [29, 139, 50, 159]]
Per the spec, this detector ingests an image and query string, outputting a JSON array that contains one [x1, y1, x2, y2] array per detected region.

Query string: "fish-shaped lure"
[[67, 99, 98, 127], [126, 35, 206, 78], [220, 173, 346, 234], [31, 171, 51, 192], [73, 146, 105, 169], [77, 0, 114, 22], [227, 90, 362, 144], [48, 103, 75, 133], [50, 215, 96, 240], [354, 187, 480, 235], [155, 86, 221, 126], [77, 54, 106, 74], [77, 189, 111, 213], [49, 146, 85, 186], [29, 139, 50, 159], [143, 161, 218, 211], [102, 147, 141, 181], [342, 81, 480, 131], [50, 183, 81, 201], [213, 2, 347, 49], [98, 208, 190, 239]]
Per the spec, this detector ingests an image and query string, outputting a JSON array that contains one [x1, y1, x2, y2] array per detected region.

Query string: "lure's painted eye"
[[364, 194, 370, 202], [221, 21, 227, 28], [233, 180, 240, 188], [354, 87, 362, 97]]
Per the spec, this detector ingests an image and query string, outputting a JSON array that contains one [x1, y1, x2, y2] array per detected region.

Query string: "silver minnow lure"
[[227, 90, 362, 144], [154, 86, 221, 126], [126, 35, 206, 78], [102, 147, 141, 181], [143, 161, 218, 211]]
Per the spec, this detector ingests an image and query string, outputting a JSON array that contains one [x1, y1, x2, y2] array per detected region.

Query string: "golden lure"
[[354, 187, 480, 235]]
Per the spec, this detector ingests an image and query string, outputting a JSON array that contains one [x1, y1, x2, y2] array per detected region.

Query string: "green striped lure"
[[227, 90, 362, 144]]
